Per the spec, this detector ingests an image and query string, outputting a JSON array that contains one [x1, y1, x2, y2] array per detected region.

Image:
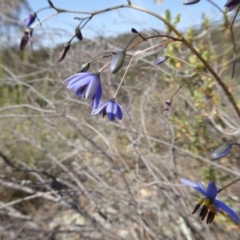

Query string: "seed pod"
[[75, 26, 83, 41], [58, 42, 70, 62], [110, 51, 126, 74], [211, 142, 232, 160], [155, 56, 168, 65], [20, 28, 33, 50], [77, 62, 90, 73], [183, 0, 200, 5]]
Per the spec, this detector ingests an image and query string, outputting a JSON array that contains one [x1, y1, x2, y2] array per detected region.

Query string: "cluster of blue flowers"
[[21, 0, 240, 225], [63, 71, 131, 121]]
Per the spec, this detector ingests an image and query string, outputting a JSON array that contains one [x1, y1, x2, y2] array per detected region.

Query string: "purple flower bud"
[[224, 0, 240, 11], [24, 12, 37, 27], [20, 28, 33, 50], [77, 62, 90, 73], [131, 28, 138, 34], [75, 27, 83, 41], [110, 51, 126, 74], [211, 142, 232, 160], [183, 0, 200, 5], [155, 56, 168, 65], [58, 42, 71, 62]]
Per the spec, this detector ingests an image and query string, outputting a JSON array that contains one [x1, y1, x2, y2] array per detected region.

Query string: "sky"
[[23, 0, 229, 45]]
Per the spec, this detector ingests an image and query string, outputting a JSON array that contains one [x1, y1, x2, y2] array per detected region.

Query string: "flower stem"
[[98, 62, 111, 73], [113, 40, 172, 99], [36, 7, 51, 13], [31, 12, 58, 29], [217, 177, 240, 193]]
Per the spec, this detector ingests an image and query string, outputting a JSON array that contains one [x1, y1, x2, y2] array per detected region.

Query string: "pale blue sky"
[[23, 0, 228, 44]]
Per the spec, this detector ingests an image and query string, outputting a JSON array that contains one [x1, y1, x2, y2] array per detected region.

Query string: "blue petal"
[[67, 77, 90, 92], [63, 73, 90, 86], [85, 75, 100, 99], [206, 181, 217, 199], [107, 112, 115, 121], [214, 199, 240, 223], [106, 101, 115, 114], [116, 105, 122, 119], [180, 178, 207, 196], [24, 13, 36, 27], [106, 101, 116, 121], [119, 105, 131, 121], [91, 83, 102, 109], [91, 100, 109, 115]]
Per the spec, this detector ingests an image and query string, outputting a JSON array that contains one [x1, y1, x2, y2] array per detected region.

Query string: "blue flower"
[[181, 178, 239, 224], [64, 72, 102, 109], [24, 12, 37, 27], [91, 99, 131, 121], [225, 0, 240, 11]]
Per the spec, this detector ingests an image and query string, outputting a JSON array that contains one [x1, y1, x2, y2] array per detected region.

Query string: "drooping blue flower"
[[64, 72, 102, 109], [24, 12, 37, 27], [181, 178, 239, 224], [225, 0, 240, 11], [91, 99, 131, 121]]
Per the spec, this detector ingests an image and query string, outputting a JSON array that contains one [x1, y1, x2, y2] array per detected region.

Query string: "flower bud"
[[58, 42, 71, 62], [77, 62, 90, 73], [24, 12, 37, 27], [131, 28, 138, 34], [183, 0, 200, 5], [110, 51, 126, 74], [48, 0, 54, 8], [211, 142, 232, 160], [155, 56, 168, 65], [75, 27, 83, 41], [20, 28, 33, 50]]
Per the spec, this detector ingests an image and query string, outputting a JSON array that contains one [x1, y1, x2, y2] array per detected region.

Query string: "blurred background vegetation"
[[0, 0, 240, 239]]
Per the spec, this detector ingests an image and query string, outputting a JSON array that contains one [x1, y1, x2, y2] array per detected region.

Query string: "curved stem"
[[98, 62, 111, 73], [124, 35, 141, 51], [113, 40, 172, 99], [31, 12, 58, 29], [29, 3, 240, 118], [125, 5, 240, 118], [36, 6, 51, 13]]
